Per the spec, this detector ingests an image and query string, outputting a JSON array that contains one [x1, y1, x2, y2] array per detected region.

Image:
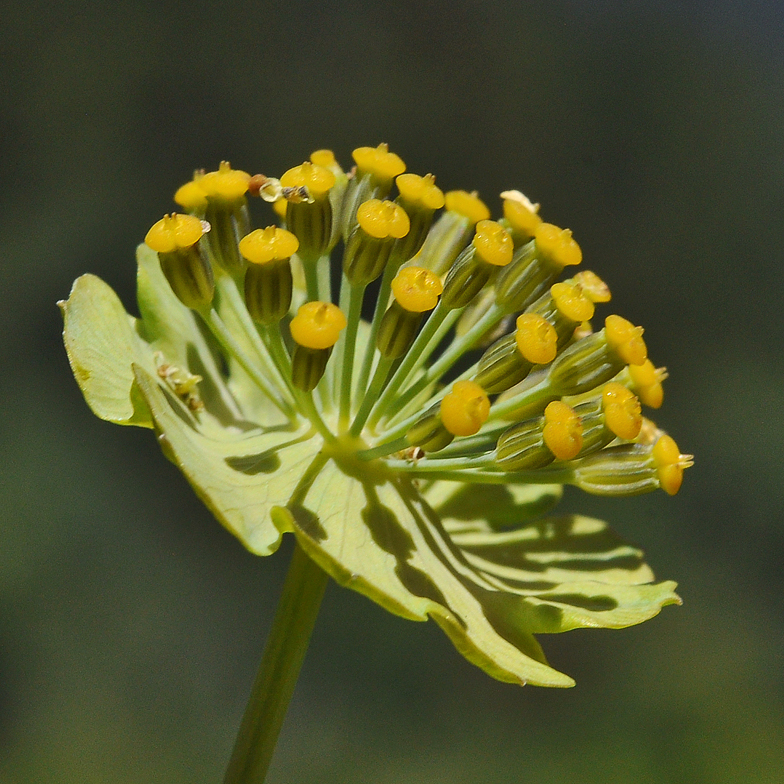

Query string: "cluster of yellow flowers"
[[143, 145, 691, 497]]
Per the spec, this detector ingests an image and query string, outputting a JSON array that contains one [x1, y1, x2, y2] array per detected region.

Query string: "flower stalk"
[[223, 541, 329, 784]]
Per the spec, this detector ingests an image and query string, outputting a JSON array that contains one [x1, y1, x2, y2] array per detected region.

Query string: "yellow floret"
[[145, 213, 207, 253], [472, 220, 514, 266], [601, 383, 642, 440], [174, 179, 208, 211], [280, 161, 336, 198], [444, 190, 491, 224], [289, 302, 347, 350], [352, 143, 406, 180], [515, 313, 558, 365], [573, 270, 611, 303], [440, 381, 490, 437], [391, 267, 443, 312], [198, 161, 251, 202], [396, 173, 445, 210], [652, 435, 693, 495], [551, 281, 595, 322], [239, 226, 299, 265], [310, 149, 336, 168], [629, 359, 667, 409], [542, 400, 583, 460], [605, 315, 647, 366], [534, 223, 582, 268], [501, 190, 542, 237], [357, 199, 411, 239]]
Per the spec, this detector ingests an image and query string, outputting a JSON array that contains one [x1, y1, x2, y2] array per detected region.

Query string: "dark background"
[[2, 1, 783, 782]]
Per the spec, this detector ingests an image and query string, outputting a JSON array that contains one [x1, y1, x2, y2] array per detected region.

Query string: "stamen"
[[542, 401, 583, 460], [145, 213, 206, 253], [515, 314, 558, 365], [601, 383, 643, 440], [534, 223, 582, 268], [440, 381, 491, 437], [605, 315, 648, 366], [290, 302, 346, 350]]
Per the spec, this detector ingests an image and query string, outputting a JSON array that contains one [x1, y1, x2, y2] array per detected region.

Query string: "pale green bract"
[[60, 243, 680, 688]]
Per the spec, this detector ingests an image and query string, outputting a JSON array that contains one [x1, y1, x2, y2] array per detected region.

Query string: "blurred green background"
[[2, 1, 783, 782]]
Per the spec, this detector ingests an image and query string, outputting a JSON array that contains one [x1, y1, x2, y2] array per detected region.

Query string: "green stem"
[[301, 253, 321, 302], [349, 355, 395, 437], [366, 302, 451, 430], [293, 388, 335, 442], [338, 283, 365, 430], [354, 261, 398, 396], [386, 462, 573, 484], [199, 308, 294, 418], [355, 435, 410, 461], [383, 303, 503, 420], [216, 275, 292, 405], [223, 541, 329, 784]]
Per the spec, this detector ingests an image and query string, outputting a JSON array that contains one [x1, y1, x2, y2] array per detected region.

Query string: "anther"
[[652, 435, 693, 496], [628, 359, 667, 409], [515, 314, 558, 365], [542, 400, 583, 460], [605, 315, 648, 366], [534, 223, 582, 269], [601, 383, 643, 441], [440, 380, 491, 437], [501, 190, 542, 245]]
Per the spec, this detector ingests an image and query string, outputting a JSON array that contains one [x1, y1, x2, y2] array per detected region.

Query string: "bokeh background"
[[2, 1, 783, 782]]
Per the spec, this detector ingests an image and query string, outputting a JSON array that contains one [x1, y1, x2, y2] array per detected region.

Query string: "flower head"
[[60, 145, 689, 687]]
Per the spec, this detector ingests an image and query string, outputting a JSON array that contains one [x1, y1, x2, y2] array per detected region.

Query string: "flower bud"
[[240, 227, 298, 325], [534, 223, 582, 268], [573, 270, 611, 303], [440, 381, 490, 437], [198, 162, 252, 275], [391, 173, 445, 264], [571, 435, 692, 496], [541, 401, 583, 460], [501, 190, 542, 246], [145, 214, 214, 309], [628, 359, 667, 409], [572, 383, 643, 456], [377, 268, 442, 358], [290, 302, 346, 391], [474, 314, 557, 394], [530, 282, 595, 347], [547, 315, 648, 397], [281, 161, 336, 259], [343, 199, 410, 285], [496, 400, 583, 470], [440, 221, 513, 310]]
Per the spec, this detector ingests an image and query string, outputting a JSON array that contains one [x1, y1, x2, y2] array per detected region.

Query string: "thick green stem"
[[223, 541, 329, 784]]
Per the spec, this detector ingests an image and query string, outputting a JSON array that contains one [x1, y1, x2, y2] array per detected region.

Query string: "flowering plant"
[[61, 145, 690, 782]]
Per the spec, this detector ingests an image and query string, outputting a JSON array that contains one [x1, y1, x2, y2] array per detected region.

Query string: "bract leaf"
[[423, 480, 563, 533], [135, 244, 284, 429], [60, 274, 154, 428], [271, 459, 576, 687], [439, 495, 681, 633], [133, 365, 318, 556]]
